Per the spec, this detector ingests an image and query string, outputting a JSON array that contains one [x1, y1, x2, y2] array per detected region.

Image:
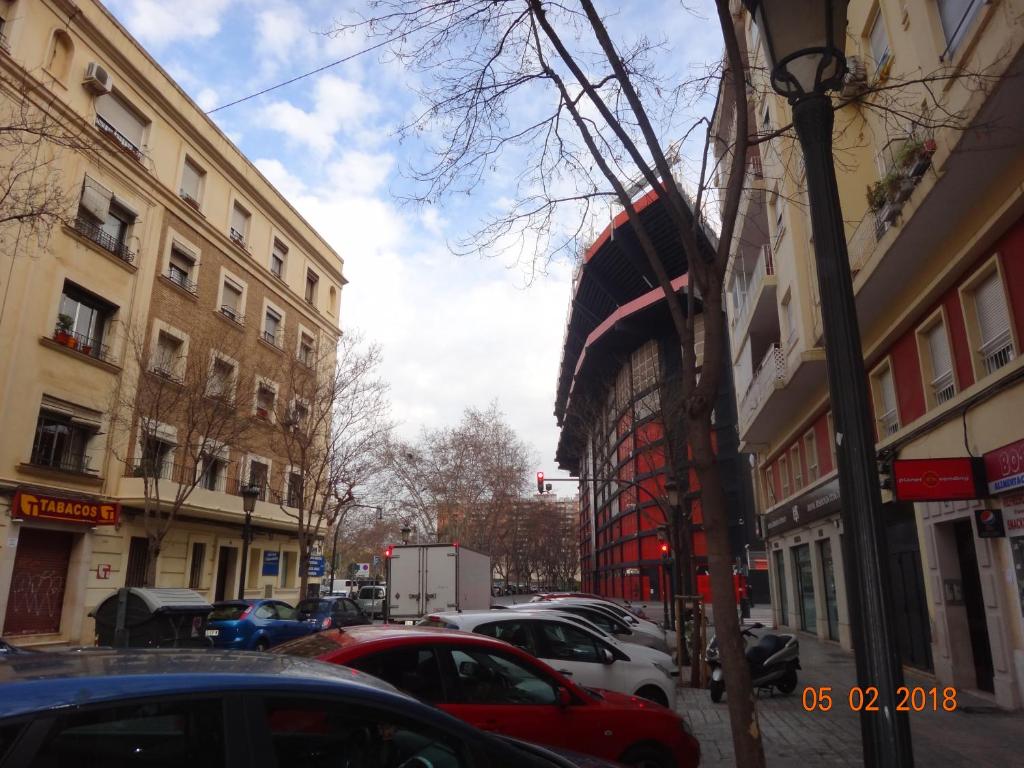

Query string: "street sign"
[[307, 555, 325, 577], [356, 562, 370, 575], [372, 555, 381, 566], [262, 551, 280, 576]]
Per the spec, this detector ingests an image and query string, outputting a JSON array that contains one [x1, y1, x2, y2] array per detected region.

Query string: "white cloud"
[[195, 88, 219, 111], [107, 0, 233, 47], [256, 6, 308, 60]]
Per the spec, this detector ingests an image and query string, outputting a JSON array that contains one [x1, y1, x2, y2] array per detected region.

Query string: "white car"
[[517, 599, 676, 655], [420, 609, 677, 708]]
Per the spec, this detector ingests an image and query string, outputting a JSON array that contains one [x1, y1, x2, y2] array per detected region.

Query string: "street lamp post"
[[744, 3, 912, 766], [237, 482, 261, 601]]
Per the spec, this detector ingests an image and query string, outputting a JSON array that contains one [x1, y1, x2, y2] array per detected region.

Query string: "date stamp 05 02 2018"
[[801, 686, 959, 713]]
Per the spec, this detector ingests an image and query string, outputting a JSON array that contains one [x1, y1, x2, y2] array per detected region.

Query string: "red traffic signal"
[[660, 542, 670, 555], [536, 471, 545, 494], [384, 545, 394, 559]]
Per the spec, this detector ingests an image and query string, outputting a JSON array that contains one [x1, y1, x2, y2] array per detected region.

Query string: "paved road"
[[675, 613, 1023, 767]]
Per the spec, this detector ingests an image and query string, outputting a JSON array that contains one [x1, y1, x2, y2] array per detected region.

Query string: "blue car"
[[295, 596, 371, 631], [0, 649, 607, 767], [206, 599, 314, 650]]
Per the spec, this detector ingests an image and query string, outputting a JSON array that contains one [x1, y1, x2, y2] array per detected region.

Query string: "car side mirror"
[[459, 660, 481, 677], [600, 647, 615, 665], [557, 686, 572, 708]]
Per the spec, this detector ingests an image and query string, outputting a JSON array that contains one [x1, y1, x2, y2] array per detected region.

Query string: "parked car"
[[516, 600, 674, 655], [296, 596, 371, 631], [356, 585, 387, 618], [273, 624, 699, 768], [0, 648, 608, 768], [421, 610, 677, 707], [206, 599, 314, 650]]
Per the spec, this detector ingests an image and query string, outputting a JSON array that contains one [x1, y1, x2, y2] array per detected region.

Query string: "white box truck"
[[387, 544, 490, 622]]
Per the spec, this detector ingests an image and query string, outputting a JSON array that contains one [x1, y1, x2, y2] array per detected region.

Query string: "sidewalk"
[[674, 609, 1023, 767]]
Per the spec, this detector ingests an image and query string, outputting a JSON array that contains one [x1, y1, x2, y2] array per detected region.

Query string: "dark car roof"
[[0, 649, 401, 719], [212, 599, 258, 607]]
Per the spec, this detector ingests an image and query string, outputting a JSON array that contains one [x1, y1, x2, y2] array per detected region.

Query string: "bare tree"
[[268, 331, 392, 597], [111, 324, 258, 586]]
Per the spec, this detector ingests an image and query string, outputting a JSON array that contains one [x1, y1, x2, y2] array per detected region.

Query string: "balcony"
[[738, 342, 827, 447], [165, 267, 197, 295], [219, 306, 245, 326], [50, 326, 113, 364], [229, 228, 248, 249], [95, 115, 144, 163], [261, 330, 283, 349], [730, 243, 777, 346], [71, 215, 136, 264], [28, 450, 96, 476]]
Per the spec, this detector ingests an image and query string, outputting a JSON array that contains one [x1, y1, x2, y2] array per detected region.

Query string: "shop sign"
[[984, 438, 1024, 495], [893, 458, 986, 502], [624, 567, 640, 575], [307, 555, 325, 577], [974, 509, 1005, 538], [262, 551, 280, 576], [13, 489, 119, 525], [1001, 492, 1024, 538], [763, 477, 841, 538]]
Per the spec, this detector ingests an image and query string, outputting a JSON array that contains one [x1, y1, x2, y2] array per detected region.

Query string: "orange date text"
[[801, 686, 958, 712]]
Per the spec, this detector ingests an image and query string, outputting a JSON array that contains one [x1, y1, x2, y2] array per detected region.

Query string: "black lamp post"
[[401, 525, 412, 545], [237, 482, 261, 600], [743, 2, 912, 766]]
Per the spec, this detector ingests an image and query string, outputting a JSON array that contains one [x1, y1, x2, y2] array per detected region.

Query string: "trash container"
[[91, 588, 214, 648]]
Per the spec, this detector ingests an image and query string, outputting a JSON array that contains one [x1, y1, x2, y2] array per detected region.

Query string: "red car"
[[274, 625, 699, 768]]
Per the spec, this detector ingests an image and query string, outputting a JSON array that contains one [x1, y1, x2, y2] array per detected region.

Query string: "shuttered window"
[[95, 93, 147, 148], [181, 158, 204, 201], [926, 322, 955, 404], [869, 12, 890, 72], [125, 536, 149, 588], [974, 270, 1015, 375], [875, 366, 899, 436], [937, 0, 983, 51], [230, 203, 250, 241], [188, 542, 206, 590]]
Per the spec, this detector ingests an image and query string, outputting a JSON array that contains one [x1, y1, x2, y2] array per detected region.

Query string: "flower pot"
[[65, 336, 78, 349], [81, 345, 93, 356], [54, 330, 70, 344]]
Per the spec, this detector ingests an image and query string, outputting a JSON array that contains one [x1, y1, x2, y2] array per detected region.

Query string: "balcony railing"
[[261, 330, 282, 349], [95, 114, 144, 163], [748, 155, 763, 179], [733, 244, 775, 330], [72, 215, 136, 264], [125, 460, 247, 496], [30, 450, 95, 474], [229, 228, 247, 248], [220, 305, 245, 325], [51, 326, 113, 363], [981, 332, 1015, 376], [166, 267, 198, 294], [740, 343, 786, 429]]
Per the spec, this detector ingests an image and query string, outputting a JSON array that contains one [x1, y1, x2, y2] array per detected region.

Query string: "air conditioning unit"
[[840, 56, 868, 98], [83, 62, 113, 95]]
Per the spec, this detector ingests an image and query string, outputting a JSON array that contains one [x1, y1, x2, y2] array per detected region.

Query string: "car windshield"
[[209, 603, 248, 621], [297, 600, 329, 614], [358, 587, 376, 599]]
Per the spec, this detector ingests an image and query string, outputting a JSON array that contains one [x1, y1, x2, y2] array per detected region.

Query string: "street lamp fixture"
[[663, 478, 679, 508], [237, 482, 261, 600], [401, 524, 412, 545], [744, 2, 913, 766]]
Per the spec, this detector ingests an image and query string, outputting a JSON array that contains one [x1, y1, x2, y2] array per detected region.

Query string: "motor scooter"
[[705, 622, 800, 703]]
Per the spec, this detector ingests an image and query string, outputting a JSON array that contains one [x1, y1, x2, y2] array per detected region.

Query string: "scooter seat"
[[746, 634, 788, 665]]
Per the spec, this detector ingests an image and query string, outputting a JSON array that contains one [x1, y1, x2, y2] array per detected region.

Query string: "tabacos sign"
[[13, 489, 119, 525]]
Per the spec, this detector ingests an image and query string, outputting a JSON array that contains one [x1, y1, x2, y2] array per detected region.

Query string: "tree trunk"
[[145, 537, 161, 587], [690, 419, 765, 768]]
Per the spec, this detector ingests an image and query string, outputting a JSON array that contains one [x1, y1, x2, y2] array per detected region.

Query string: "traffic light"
[[660, 542, 670, 556], [877, 455, 894, 492], [536, 471, 545, 494], [384, 545, 393, 559]]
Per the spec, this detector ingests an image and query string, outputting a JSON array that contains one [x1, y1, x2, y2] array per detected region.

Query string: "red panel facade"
[[814, 412, 833, 475], [997, 215, 1024, 344], [944, 291, 975, 391], [891, 331, 927, 425]]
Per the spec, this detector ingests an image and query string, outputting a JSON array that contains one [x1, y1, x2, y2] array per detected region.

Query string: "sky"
[[105, 0, 724, 486]]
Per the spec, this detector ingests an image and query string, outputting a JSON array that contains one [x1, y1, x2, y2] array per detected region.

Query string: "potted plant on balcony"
[[54, 314, 75, 347]]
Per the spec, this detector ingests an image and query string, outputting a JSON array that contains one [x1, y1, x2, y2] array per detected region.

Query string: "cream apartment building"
[[0, 0, 345, 645], [716, 0, 1024, 709]]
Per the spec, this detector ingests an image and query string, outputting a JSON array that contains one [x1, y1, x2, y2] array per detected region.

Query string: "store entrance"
[[886, 503, 932, 671], [953, 520, 994, 692], [214, 546, 238, 602], [793, 544, 816, 633], [818, 539, 839, 641]]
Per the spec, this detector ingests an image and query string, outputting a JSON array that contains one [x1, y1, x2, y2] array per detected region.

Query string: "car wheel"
[[254, 638, 270, 652], [709, 679, 724, 703], [635, 685, 669, 708], [620, 742, 673, 768]]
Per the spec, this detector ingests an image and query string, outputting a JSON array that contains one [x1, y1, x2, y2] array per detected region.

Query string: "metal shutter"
[[927, 323, 953, 379], [975, 271, 1011, 346], [3, 529, 73, 635]]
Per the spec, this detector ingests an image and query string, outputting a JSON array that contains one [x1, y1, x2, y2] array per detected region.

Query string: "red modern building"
[[554, 191, 760, 602]]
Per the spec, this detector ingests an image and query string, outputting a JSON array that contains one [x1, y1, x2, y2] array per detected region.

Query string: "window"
[[305, 269, 319, 305], [56, 281, 114, 358], [289, 401, 309, 432], [95, 92, 148, 161], [773, 193, 786, 245], [937, 0, 984, 54], [779, 455, 790, 497], [346, 647, 445, 702], [208, 357, 235, 399], [263, 307, 282, 347], [280, 550, 296, 588], [247, 548, 262, 587], [298, 332, 315, 366], [971, 269, 1015, 376], [764, 466, 777, 505], [804, 430, 819, 482], [199, 451, 227, 491], [230, 202, 250, 245], [448, 647, 557, 706], [271, 239, 287, 279], [140, 433, 174, 479], [75, 177, 136, 263], [31, 697, 224, 766], [188, 542, 206, 590], [790, 445, 803, 490], [536, 621, 602, 663], [220, 279, 244, 323], [872, 363, 899, 436], [475, 621, 537, 654], [31, 405, 97, 473], [255, 386, 275, 420], [46, 30, 74, 82], [922, 319, 956, 405], [260, 696, 466, 768], [180, 157, 205, 206], [168, 245, 197, 292], [287, 472, 304, 507], [248, 459, 269, 499], [125, 536, 149, 588], [868, 11, 890, 74], [152, 330, 183, 378]]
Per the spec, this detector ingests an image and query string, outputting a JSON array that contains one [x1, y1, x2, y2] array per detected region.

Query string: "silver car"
[[357, 585, 386, 618]]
